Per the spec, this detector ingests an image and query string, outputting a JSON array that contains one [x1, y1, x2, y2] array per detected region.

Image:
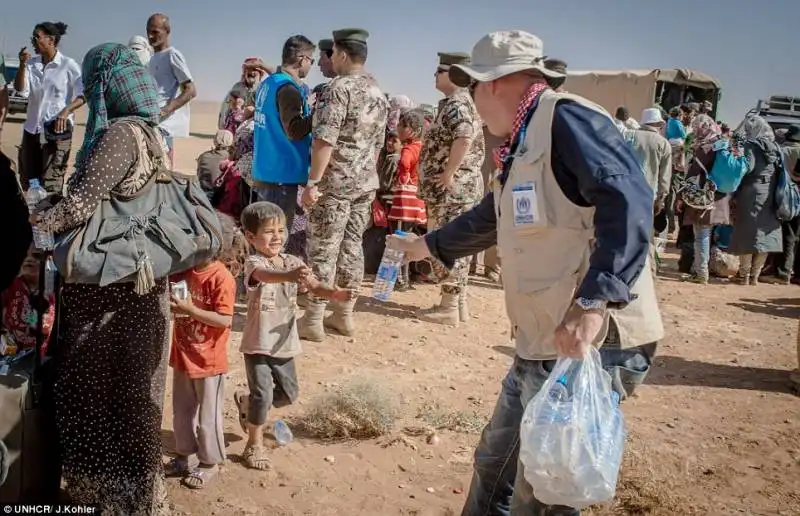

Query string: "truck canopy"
[[564, 68, 721, 121]]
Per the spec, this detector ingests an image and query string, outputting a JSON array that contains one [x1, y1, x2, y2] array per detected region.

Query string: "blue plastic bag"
[[519, 347, 626, 508]]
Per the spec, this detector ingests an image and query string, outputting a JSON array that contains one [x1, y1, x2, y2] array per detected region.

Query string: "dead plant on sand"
[[296, 378, 399, 440]]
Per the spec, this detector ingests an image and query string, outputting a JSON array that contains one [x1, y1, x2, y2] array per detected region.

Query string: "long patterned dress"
[[38, 122, 171, 515]]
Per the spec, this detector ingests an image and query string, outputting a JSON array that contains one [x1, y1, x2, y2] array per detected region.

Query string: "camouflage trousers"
[[427, 201, 474, 295], [306, 192, 372, 302]]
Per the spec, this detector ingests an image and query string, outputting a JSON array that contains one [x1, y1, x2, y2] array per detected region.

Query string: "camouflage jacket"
[[312, 71, 388, 199], [419, 88, 485, 205]]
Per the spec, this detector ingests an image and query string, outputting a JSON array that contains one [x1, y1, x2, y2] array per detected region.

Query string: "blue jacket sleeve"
[[424, 193, 497, 268], [551, 101, 653, 306]]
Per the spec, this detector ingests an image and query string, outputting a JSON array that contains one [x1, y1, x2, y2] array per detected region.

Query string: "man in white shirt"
[[146, 13, 197, 163], [14, 21, 85, 193]]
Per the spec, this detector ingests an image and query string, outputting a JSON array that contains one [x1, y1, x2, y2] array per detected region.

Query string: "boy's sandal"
[[182, 465, 219, 490], [164, 457, 190, 478], [233, 390, 248, 434], [242, 445, 272, 471]]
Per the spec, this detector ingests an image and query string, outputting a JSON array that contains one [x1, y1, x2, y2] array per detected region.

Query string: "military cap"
[[332, 28, 369, 44], [318, 39, 334, 52], [437, 52, 470, 69]]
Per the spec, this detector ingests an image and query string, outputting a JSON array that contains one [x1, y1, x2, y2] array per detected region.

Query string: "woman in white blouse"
[[14, 21, 85, 194]]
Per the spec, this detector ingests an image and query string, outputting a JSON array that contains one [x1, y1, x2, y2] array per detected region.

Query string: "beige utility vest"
[[494, 90, 665, 360]]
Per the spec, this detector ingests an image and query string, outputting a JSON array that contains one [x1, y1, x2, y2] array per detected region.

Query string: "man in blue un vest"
[[252, 35, 316, 226]]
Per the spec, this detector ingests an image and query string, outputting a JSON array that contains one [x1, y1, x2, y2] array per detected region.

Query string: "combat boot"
[[418, 292, 460, 326], [298, 299, 326, 342], [324, 299, 357, 337]]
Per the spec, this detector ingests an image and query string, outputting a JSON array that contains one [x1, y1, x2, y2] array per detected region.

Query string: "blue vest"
[[253, 73, 311, 185]]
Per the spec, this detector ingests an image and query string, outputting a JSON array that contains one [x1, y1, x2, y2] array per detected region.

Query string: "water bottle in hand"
[[373, 230, 407, 302], [26, 179, 54, 250], [273, 419, 293, 446]]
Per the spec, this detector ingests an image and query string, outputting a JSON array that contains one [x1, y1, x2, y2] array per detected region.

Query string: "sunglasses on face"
[[434, 68, 447, 77], [301, 55, 316, 65]]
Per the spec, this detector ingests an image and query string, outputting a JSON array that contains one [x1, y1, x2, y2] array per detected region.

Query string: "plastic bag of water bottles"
[[519, 347, 625, 508]]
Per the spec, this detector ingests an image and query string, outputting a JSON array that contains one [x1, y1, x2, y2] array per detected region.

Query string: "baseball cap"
[[448, 30, 563, 88]]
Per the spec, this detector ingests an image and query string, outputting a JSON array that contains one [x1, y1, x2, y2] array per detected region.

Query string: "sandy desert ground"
[[2, 103, 799, 515]]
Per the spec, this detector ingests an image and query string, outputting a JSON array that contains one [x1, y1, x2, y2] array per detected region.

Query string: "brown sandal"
[[242, 444, 271, 470]]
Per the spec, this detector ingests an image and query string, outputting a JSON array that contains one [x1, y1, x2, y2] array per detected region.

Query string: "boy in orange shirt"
[[166, 214, 247, 489]]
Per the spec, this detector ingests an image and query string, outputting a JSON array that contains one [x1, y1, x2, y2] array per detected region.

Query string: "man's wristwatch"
[[574, 297, 608, 311]]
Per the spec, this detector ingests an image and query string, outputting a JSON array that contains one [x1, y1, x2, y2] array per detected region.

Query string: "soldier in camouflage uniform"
[[418, 52, 485, 326], [299, 28, 389, 342], [311, 38, 337, 102]]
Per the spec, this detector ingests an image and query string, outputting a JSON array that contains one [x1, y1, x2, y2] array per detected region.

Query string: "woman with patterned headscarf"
[[728, 115, 783, 285], [386, 94, 415, 132], [680, 114, 731, 284], [30, 43, 172, 514]]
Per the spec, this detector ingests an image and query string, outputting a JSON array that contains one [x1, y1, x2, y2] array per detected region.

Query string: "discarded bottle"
[[273, 419, 293, 446], [373, 230, 407, 302], [26, 179, 54, 250]]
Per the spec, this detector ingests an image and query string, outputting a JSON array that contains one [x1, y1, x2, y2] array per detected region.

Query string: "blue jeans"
[[692, 224, 712, 277], [463, 338, 656, 516], [252, 185, 299, 230], [462, 357, 580, 516]]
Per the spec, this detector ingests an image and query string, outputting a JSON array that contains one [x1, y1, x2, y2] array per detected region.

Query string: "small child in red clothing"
[[1, 248, 54, 356], [165, 213, 248, 489], [388, 110, 427, 289]]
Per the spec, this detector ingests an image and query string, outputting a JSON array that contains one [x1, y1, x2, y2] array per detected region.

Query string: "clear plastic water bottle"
[[273, 419, 293, 446], [26, 179, 54, 250], [44, 257, 57, 296], [373, 230, 407, 302]]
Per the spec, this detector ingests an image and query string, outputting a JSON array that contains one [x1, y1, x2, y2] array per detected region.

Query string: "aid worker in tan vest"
[[388, 30, 664, 516]]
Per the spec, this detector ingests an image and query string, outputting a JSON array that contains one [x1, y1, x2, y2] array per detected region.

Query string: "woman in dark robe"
[[31, 43, 172, 514]]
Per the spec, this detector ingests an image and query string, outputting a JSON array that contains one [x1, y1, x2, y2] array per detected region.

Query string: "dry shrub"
[[585, 435, 688, 516], [416, 401, 488, 434], [296, 378, 399, 440]]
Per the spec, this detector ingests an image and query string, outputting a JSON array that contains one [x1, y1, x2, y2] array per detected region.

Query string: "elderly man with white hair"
[[389, 30, 663, 515]]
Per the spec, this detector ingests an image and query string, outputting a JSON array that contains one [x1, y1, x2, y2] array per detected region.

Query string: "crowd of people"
[[0, 12, 798, 516]]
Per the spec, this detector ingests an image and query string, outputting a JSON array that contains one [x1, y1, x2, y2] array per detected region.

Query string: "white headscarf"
[[128, 36, 153, 67]]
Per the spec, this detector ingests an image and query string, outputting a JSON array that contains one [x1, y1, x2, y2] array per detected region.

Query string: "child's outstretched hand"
[[170, 294, 195, 316], [288, 265, 311, 284], [330, 287, 357, 302]]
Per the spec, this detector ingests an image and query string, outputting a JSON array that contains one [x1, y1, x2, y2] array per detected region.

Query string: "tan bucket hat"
[[449, 30, 563, 88]]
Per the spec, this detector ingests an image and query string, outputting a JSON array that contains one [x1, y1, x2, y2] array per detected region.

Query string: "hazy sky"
[[2, 0, 795, 123]]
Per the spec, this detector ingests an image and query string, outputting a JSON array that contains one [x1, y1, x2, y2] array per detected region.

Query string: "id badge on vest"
[[512, 181, 539, 226]]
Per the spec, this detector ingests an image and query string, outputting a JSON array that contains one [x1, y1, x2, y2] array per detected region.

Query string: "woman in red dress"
[[388, 110, 427, 289]]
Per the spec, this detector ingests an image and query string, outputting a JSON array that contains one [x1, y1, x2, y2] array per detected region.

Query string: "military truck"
[[753, 95, 800, 132], [564, 68, 721, 120]]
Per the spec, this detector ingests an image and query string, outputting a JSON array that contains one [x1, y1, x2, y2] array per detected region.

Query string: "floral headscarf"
[[690, 114, 721, 148], [387, 95, 415, 131], [736, 115, 778, 157]]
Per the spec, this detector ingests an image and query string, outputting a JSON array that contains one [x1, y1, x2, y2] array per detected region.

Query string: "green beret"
[[332, 28, 369, 44], [318, 39, 334, 52], [437, 52, 470, 69]]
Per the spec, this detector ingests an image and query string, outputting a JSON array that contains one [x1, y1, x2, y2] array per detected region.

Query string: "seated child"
[[234, 202, 354, 470], [1, 248, 55, 355], [165, 214, 247, 489]]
